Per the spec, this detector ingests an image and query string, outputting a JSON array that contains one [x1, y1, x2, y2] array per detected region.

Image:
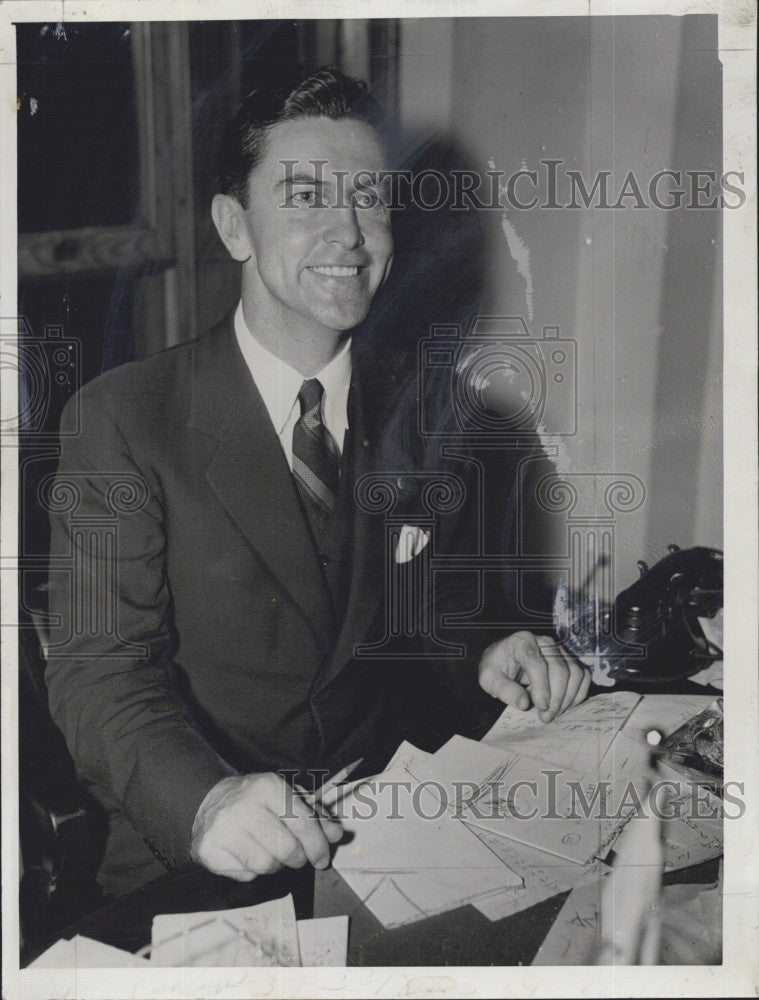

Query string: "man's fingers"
[[557, 661, 584, 715], [478, 632, 593, 723], [237, 829, 296, 875], [245, 816, 308, 869], [198, 820, 285, 878], [479, 632, 549, 711], [315, 808, 345, 844], [191, 773, 345, 881], [512, 632, 550, 712], [481, 669, 532, 709], [258, 776, 335, 869], [534, 636, 568, 721], [579, 664, 592, 700], [479, 641, 530, 707], [281, 796, 334, 869], [244, 847, 284, 877], [572, 661, 592, 707], [199, 843, 259, 882], [553, 649, 589, 714]]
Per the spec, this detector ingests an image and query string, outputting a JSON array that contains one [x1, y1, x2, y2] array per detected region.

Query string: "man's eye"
[[291, 189, 317, 206]]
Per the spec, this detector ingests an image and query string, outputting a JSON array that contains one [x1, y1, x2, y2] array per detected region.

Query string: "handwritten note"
[[482, 690, 641, 773], [468, 826, 610, 921], [150, 895, 300, 967], [531, 877, 609, 965], [411, 734, 623, 865], [385, 739, 433, 771], [330, 695, 723, 938], [37, 899, 350, 969]]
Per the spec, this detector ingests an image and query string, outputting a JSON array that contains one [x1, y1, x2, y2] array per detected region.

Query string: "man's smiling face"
[[240, 116, 393, 339]]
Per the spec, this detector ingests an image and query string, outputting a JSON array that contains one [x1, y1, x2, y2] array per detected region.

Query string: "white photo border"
[[1, 1, 756, 997]]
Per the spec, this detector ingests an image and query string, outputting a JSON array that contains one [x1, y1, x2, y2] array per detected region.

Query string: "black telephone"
[[563, 545, 723, 684]]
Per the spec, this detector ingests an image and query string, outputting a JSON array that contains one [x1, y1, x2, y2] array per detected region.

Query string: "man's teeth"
[[311, 266, 359, 277]]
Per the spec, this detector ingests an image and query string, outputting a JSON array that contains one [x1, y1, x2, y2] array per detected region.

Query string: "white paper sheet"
[[661, 788, 723, 871], [465, 763, 625, 864], [385, 740, 433, 771], [467, 826, 609, 921], [406, 734, 520, 815], [410, 694, 723, 875], [27, 935, 151, 968], [296, 916, 349, 966], [412, 734, 623, 865], [332, 763, 522, 928], [531, 875, 610, 966], [482, 690, 641, 773], [596, 694, 723, 871], [150, 894, 300, 967]]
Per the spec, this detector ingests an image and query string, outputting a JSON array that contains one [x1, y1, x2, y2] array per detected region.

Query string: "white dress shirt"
[[233, 301, 352, 469]]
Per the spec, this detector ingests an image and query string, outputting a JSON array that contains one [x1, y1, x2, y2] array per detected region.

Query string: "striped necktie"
[[292, 378, 340, 539]]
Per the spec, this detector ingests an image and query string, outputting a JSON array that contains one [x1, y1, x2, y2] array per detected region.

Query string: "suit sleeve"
[[45, 385, 236, 868]]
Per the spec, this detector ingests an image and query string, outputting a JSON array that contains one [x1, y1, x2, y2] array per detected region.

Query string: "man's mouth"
[[308, 265, 362, 277]]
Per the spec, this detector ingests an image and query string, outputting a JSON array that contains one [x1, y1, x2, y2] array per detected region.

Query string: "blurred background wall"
[[397, 16, 722, 578]]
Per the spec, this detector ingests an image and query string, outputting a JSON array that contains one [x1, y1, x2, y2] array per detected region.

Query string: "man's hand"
[[190, 772, 344, 882], [478, 631, 591, 723]]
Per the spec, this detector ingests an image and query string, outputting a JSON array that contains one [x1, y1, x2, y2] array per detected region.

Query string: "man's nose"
[[323, 204, 364, 250]]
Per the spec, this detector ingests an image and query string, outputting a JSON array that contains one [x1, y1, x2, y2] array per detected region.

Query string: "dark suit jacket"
[[45, 316, 498, 895]]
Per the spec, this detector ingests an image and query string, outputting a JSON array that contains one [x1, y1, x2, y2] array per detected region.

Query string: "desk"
[[31, 855, 719, 967], [27, 685, 724, 967]]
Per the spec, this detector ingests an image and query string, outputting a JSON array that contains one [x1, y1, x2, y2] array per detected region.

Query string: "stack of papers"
[[29, 896, 348, 969], [332, 693, 723, 928], [479, 691, 723, 872], [466, 826, 610, 921], [331, 742, 523, 928], [410, 734, 622, 864], [150, 895, 348, 967]]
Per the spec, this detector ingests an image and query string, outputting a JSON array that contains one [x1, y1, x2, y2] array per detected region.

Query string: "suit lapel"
[[187, 318, 336, 652], [313, 354, 405, 692]]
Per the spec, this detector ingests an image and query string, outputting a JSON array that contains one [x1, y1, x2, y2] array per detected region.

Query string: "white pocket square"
[[395, 524, 431, 564]]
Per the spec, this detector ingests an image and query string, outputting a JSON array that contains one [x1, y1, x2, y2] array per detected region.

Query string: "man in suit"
[[46, 67, 589, 898]]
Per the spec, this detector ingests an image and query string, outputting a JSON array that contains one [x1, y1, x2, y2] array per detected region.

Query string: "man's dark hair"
[[218, 66, 386, 206]]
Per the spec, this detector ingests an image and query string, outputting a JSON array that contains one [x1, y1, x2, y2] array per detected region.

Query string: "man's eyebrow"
[[275, 173, 330, 189]]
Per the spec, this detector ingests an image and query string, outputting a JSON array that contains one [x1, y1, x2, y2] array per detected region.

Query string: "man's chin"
[[309, 304, 372, 335]]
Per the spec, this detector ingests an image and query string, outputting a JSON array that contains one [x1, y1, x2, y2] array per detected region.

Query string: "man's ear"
[[211, 194, 253, 263]]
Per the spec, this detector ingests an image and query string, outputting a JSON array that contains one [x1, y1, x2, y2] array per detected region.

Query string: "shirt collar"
[[233, 302, 352, 436], [317, 333, 353, 439]]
